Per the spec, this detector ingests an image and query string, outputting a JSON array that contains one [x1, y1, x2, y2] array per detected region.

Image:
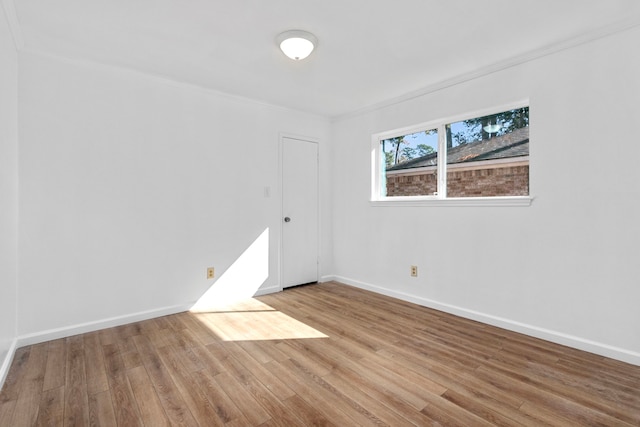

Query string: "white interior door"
[[282, 137, 319, 288]]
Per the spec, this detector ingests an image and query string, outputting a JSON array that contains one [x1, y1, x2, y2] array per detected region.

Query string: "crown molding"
[[19, 47, 330, 122], [332, 14, 640, 122], [1, 0, 24, 50]]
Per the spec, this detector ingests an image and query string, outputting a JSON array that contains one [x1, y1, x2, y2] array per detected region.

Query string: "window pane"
[[446, 107, 529, 197], [382, 129, 438, 197]]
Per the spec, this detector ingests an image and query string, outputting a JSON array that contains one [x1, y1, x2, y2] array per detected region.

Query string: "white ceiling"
[[10, 0, 640, 117]]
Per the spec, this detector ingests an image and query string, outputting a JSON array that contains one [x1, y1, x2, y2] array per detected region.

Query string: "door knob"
[[284, 217, 291, 222]]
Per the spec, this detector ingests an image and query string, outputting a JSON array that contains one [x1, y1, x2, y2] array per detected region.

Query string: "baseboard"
[[319, 275, 337, 283], [0, 338, 18, 392], [332, 275, 640, 366], [253, 285, 281, 296], [17, 303, 194, 348]]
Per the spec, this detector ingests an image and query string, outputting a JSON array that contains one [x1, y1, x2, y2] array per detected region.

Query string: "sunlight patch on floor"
[[189, 227, 326, 340], [192, 298, 328, 341], [194, 310, 328, 341]]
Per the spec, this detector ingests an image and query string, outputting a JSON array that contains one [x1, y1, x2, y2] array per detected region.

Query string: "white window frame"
[[371, 101, 532, 207]]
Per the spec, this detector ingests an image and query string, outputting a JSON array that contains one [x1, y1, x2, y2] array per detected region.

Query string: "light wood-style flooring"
[[1, 281, 639, 426]]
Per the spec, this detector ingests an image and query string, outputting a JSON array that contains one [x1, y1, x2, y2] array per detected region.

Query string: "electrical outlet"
[[410, 265, 418, 277], [207, 267, 215, 279]]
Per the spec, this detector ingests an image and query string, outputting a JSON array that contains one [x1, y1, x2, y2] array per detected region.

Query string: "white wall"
[[0, 6, 19, 381], [331, 27, 640, 364], [18, 52, 331, 339]]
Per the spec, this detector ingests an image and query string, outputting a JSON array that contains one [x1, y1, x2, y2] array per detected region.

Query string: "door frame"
[[278, 133, 320, 290]]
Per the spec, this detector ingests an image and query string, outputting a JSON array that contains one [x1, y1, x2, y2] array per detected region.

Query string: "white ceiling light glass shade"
[[483, 123, 502, 133], [276, 30, 317, 60]]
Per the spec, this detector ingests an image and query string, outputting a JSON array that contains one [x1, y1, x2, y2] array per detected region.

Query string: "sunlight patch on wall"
[[191, 228, 269, 312]]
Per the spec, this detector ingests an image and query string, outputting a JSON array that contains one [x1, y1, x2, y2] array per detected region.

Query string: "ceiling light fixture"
[[276, 30, 317, 61], [483, 123, 502, 134]]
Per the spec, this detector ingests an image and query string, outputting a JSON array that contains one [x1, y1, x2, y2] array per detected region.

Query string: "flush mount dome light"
[[276, 30, 317, 60], [483, 123, 502, 134]]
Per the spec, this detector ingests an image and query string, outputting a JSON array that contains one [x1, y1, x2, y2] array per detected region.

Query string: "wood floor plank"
[[102, 343, 143, 427], [132, 334, 199, 426], [190, 369, 245, 425], [244, 339, 294, 363], [283, 357, 391, 426], [160, 312, 185, 332], [331, 363, 439, 426], [375, 347, 545, 426], [42, 340, 66, 392], [441, 388, 539, 427], [97, 326, 118, 347], [9, 343, 48, 426], [320, 370, 420, 427], [156, 345, 225, 426], [3, 281, 640, 426], [212, 371, 271, 426], [127, 365, 171, 427], [238, 373, 308, 427], [83, 332, 109, 395], [475, 364, 637, 427], [225, 417, 256, 427], [9, 385, 41, 426], [274, 340, 333, 378], [153, 315, 178, 332], [35, 386, 64, 427], [188, 342, 227, 376], [0, 346, 31, 403], [319, 345, 429, 412], [174, 312, 220, 346], [171, 327, 202, 349], [183, 313, 234, 345], [420, 399, 495, 427], [262, 359, 367, 427], [116, 333, 143, 371], [280, 394, 338, 427], [87, 390, 117, 427], [517, 400, 595, 427], [486, 348, 640, 424], [295, 331, 445, 420], [202, 343, 239, 378], [236, 340, 277, 364], [376, 346, 525, 410], [64, 335, 90, 426], [556, 354, 640, 395], [138, 318, 172, 350], [222, 342, 296, 400], [0, 399, 17, 426], [360, 354, 448, 397], [169, 344, 205, 374], [155, 326, 182, 349]]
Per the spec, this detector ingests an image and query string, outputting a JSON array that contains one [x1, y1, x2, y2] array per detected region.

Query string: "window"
[[372, 103, 530, 205]]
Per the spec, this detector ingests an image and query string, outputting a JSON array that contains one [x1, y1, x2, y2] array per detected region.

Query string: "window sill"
[[370, 196, 533, 207]]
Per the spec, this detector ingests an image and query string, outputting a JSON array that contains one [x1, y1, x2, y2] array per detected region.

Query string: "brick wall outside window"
[[386, 164, 529, 197]]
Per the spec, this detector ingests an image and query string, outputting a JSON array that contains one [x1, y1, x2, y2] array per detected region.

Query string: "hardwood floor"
[[1, 281, 639, 426]]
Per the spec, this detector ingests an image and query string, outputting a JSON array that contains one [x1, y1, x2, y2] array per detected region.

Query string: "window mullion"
[[438, 124, 447, 198]]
